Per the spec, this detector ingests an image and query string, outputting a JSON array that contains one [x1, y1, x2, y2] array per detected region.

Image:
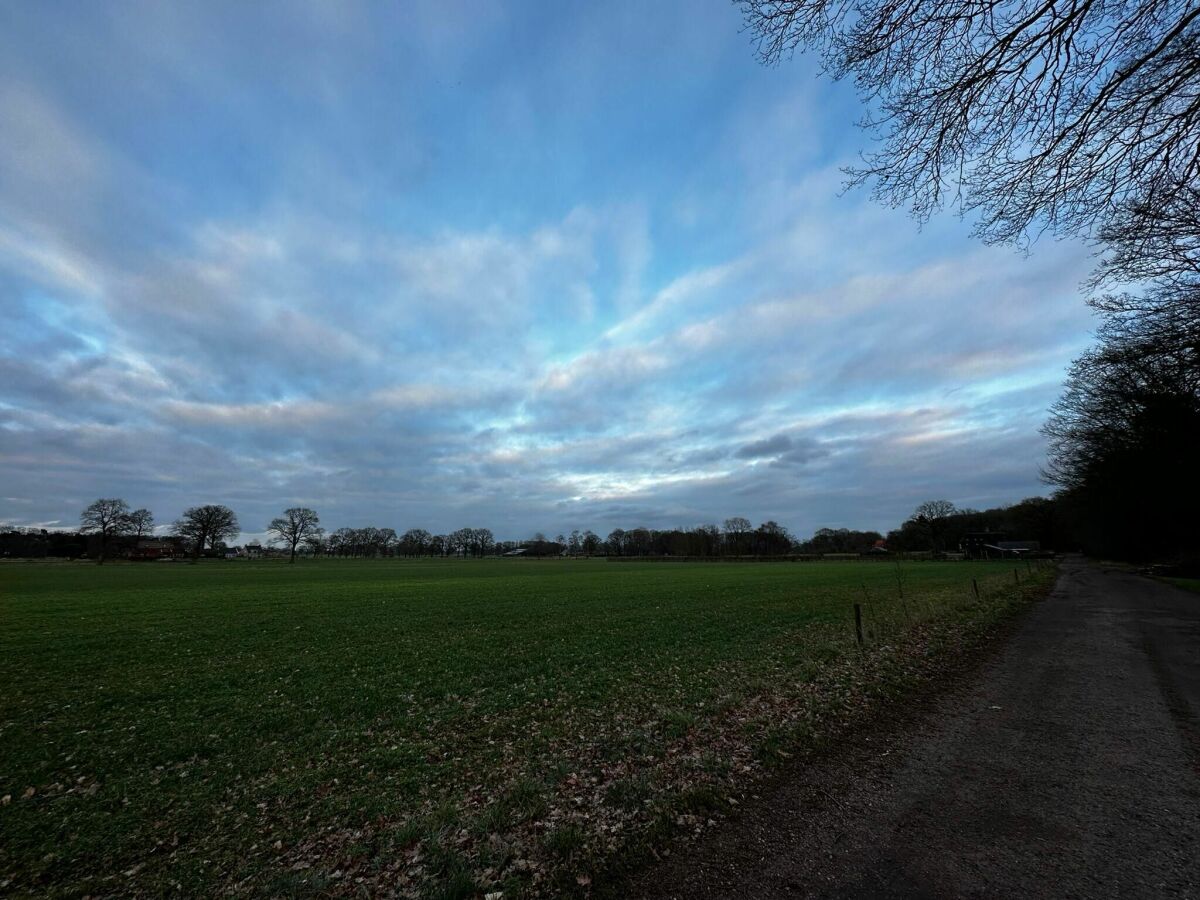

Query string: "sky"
[[0, 0, 1098, 543]]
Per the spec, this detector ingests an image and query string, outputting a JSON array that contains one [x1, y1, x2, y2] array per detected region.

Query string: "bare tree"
[[912, 499, 957, 552], [1089, 182, 1200, 335], [267, 507, 322, 563], [581, 530, 602, 556], [473, 527, 495, 557], [756, 520, 794, 554], [1041, 297, 1200, 494], [377, 528, 398, 557], [174, 505, 240, 561], [449, 527, 473, 558], [79, 498, 131, 565], [127, 508, 154, 541], [1042, 297, 1199, 559], [302, 532, 328, 557], [1095, 185, 1200, 292], [329, 527, 356, 557], [400, 528, 432, 556], [606, 528, 627, 556], [914, 499, 956, 521], [723, 516, 753, 555], [739, 0, 1200, 269]]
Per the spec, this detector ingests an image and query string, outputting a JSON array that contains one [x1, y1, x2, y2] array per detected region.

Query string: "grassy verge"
[[592, 564, 1056, 898], [0, 559, 1055, 897]]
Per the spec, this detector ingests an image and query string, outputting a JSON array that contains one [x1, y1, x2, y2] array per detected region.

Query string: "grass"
[[0, 557, 1052, 897]]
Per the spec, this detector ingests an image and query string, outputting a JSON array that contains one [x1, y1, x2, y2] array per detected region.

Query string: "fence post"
[[1013, 568, 1020, 584], [853, 603, 864, 648], [972, 578, 980, 600]]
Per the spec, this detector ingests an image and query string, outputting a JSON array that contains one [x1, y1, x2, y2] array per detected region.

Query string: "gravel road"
[[631, 558, 1200, 898]]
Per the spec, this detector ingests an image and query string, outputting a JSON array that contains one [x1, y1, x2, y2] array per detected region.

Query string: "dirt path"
[[630, 558, 1200, 898]]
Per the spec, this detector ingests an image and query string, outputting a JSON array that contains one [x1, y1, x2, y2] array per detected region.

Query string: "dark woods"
[[1042, 300, 1200, 562]]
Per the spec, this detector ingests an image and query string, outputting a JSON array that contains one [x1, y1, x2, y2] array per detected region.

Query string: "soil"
[[626, 557, 1200, 899]]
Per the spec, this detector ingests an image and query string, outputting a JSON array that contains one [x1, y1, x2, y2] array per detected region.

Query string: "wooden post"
[[1013, 568, 1020, 584], [972, 578, 980, 599], [853, 603, 864, 648]]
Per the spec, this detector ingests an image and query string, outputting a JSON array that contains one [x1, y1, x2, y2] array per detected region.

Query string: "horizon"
[[5, 498, 1034, 548], [0, 2, 1094, 544]]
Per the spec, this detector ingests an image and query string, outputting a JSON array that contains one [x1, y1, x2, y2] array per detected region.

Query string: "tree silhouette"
[[267, 508, 322, 563], [79, 498, 131, 565], [127, 508, 154, 540], [174, 505, 240, 561], [740, 0, 1200, 260], [1042, 299, 1199, 559]]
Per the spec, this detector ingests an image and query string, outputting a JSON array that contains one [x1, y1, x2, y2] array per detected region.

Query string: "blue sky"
[[0, 0, 1096, 542]]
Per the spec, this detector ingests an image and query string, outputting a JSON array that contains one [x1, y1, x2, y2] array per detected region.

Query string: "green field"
[[0, 558, 1051, 897]]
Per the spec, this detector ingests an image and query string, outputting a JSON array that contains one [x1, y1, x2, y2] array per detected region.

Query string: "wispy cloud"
[[0, 1, 1094, 540]]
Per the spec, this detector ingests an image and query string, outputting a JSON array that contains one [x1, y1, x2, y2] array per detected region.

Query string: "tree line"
[[2, 500, 1064, 563], [309, 518, 800, 559], [68, 499, 240, 565], [0, 484, 1176, 564]]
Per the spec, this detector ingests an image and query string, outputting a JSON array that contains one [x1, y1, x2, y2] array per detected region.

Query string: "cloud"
[[0, 2, 1096, 542], [735, 433, 791, 459], [734, 433, 828, 468]]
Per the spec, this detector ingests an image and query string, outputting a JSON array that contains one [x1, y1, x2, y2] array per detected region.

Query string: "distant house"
[[502, 547, 528, 557], [129, 540, 178, 561], [245, 542, 263, 559]]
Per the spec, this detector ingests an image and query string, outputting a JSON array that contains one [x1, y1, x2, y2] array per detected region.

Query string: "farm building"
[[961, 532, 1040, 559], [997, 540, 1041, 554], [129, 540, 179, 561]]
